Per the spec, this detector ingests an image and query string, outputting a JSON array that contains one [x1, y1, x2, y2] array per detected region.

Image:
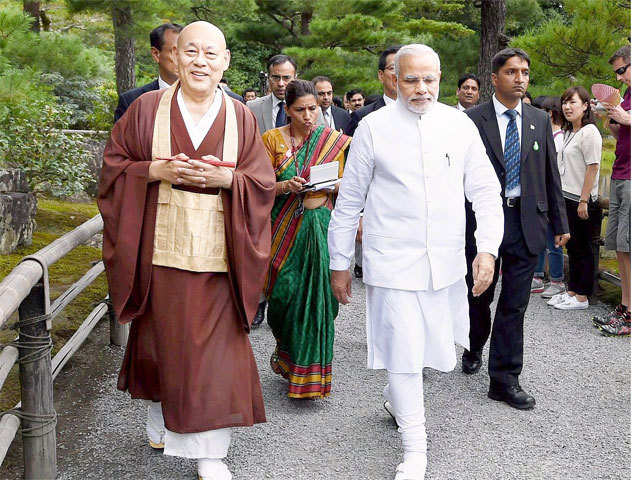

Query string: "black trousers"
[[465, 205, 538, 386], [564, 197, 602, 296]]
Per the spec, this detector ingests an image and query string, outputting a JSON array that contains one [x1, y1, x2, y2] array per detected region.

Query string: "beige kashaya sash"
[[151, 82, 238, 272]]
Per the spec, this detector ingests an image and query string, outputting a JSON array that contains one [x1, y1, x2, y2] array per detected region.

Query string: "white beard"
[[398, 89, 438, 114]]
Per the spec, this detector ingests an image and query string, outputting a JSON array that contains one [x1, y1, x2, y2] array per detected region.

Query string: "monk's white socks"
[[146, 401, 166, 445], [145, 400, 233, 477], [386, 372, 428, 480]]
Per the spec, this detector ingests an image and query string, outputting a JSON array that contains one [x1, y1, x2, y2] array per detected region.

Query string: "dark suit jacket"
[[222, 85, 244, 103], [465, 101, 568, 255], [344, 96, 386, 136], [330, 105, 351, 132], [114, 80, 159, 122]]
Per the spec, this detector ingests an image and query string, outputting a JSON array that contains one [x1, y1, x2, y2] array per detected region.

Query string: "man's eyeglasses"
[[269, 75, 293, 83], [614, 63, 630, 76], [383, 65, 395, 73]]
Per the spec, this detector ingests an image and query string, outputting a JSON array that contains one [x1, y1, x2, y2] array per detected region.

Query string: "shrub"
[[0, 68, 93, 197]]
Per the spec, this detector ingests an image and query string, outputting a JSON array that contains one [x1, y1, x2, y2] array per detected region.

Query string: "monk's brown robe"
[[98, 88, 275, 433]]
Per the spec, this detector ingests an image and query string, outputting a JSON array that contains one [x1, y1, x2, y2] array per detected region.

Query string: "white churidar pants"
[[383, 374, 427, 462], [365, 278, 469, 374], [146, 401, 231, 460]]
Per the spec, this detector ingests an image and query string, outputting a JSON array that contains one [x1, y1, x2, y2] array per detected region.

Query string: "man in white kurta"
[[328, 44, 504, 480]]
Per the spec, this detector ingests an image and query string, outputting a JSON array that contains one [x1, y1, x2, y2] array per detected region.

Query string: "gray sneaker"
[[531, 277, 545, 293], [541, 281, 566, 299]]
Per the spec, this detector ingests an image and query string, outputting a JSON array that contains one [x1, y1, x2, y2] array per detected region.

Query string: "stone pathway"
[[0, 278, 631, 479]]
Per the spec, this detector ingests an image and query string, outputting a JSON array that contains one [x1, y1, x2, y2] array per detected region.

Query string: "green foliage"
[[4, 29, 110, 79], [511, 0, 630, 93], [0, 71, 93, 197]]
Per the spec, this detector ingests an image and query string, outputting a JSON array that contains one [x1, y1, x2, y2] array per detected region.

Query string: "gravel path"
[[0, 278, 630, 479]]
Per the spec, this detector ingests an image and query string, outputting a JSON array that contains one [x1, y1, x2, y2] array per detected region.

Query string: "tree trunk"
[[23, 1, 41, 33], [300, 9, 312, 36], [111, 2, 136, 95], [477, 0, 507, 102], [40, 9, 51, 32]]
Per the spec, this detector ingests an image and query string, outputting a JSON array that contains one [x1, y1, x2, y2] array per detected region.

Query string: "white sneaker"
[[541, 281, 566, 299], [394, 456, 427, 480], [547, 292, 570, 306], [554, 295, 588, 310]]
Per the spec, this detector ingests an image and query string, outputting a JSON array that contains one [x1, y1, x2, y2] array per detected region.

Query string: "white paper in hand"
[[308, 161, 339, 186]]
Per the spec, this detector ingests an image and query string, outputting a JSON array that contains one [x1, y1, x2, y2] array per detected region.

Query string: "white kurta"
[[328, 101, 503, 373]]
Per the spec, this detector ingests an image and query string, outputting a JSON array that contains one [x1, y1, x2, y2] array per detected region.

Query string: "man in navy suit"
[[312, 76, 351, 132], [462, 48, 570, 409], [114, 23, 183, 122]]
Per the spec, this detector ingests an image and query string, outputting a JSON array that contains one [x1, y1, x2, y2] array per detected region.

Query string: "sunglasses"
[[614, 63, 630, 75]]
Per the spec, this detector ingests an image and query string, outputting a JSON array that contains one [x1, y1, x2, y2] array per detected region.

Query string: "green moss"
[[0, 198, 106, 411]]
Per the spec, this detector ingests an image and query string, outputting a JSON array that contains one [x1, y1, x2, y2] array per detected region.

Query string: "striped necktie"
[[504, 109, 520, 191]]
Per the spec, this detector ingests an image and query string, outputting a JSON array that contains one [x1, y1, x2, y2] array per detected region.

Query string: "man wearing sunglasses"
[[593, 45, 632, 336]]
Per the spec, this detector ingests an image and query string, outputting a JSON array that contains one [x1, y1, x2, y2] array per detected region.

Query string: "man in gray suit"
[[247, 54, 297, 134]]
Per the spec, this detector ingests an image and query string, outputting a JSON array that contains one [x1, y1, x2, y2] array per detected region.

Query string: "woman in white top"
[[549, 86, 602, 310]]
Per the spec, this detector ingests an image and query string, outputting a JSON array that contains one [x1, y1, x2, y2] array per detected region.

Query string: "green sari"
[[264, 125, 350, 398]]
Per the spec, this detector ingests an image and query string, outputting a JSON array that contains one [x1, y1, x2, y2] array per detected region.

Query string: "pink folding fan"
[[591, 83, 621, 106]]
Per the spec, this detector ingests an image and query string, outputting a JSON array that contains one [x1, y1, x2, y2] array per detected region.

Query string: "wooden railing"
[[0, 214, 127, 479]]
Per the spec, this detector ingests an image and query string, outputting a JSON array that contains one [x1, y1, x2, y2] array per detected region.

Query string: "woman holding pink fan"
[[547, 86, 602, 310]]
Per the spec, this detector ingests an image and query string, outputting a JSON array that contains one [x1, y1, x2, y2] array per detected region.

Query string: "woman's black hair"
[[560, 86, 596, 131], [542, 96, 563, 126], [284, 79, 317, 107]]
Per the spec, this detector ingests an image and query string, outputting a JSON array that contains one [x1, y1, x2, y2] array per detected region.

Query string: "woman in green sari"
[[262, 80, 350, 399]]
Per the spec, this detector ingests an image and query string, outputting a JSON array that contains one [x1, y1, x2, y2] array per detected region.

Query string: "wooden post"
[[17, 279, 56, 479], [107, 296, 129, 346]]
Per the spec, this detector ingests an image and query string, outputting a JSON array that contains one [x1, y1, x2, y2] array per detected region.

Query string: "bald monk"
[[98, 22, 275, 479]]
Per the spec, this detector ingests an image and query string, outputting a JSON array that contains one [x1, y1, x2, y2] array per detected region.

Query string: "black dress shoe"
[[251, 301, 267, 328], [461, 350, 482, 374], [488, 380, 536, 410], [353, 264, 363, 278]]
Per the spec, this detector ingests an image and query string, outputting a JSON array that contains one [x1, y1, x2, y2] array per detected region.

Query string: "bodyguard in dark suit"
[[344, 45, 402, 137], [114, 23, 182, 122], [462, 48, 570, 409]]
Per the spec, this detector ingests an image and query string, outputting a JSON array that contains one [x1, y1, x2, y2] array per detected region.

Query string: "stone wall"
[[0, 169, 37, 254]]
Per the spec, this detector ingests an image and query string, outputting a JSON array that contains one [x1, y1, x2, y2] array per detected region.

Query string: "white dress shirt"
[[271, 93, 285, 127], [456, 102, 465, 111], [177, 87, 222, 150], [321, 107, 335, 128], [158, 76, 171, 90], [492, 94, 523, 198], [383, 94, 395, 106]]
